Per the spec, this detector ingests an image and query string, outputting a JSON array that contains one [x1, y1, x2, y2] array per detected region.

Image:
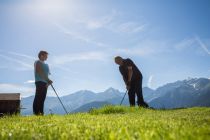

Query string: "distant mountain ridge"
[[21, 87, 124, 115], [149, 78, 210, 108], [21, 78, 210, 115]]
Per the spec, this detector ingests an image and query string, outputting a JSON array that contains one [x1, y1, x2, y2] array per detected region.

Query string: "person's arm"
[[126, 66, 133, 90], [36, 61, 52, 84], [119, 67, 127, 85], [127, 66, 133, 84], [126, 59, 134, 86]]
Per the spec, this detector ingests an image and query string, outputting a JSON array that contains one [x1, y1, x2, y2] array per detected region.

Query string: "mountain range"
[[21, 78, 210, 115]]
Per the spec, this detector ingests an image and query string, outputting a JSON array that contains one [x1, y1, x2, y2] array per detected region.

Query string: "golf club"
[[120, 90, 128, 105], [50, 84, 68, 114]]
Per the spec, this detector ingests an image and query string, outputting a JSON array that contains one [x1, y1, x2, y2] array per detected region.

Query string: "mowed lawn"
[[0, 106, 210, 140]]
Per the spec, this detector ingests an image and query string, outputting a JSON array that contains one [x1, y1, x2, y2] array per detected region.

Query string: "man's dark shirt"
[[119, 58, 142, 84]]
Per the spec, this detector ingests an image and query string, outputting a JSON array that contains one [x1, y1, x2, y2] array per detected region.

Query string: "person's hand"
[[46, 80, 53, 88], [48, 79, 53, 85], [126, 84, 130, 90], [126, 81, 131, 90]]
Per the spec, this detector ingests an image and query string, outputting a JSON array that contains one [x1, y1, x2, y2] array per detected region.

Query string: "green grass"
[[1, 106, 210, 140]]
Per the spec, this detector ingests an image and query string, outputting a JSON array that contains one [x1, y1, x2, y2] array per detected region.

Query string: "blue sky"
[[0, 0, 210, 97]]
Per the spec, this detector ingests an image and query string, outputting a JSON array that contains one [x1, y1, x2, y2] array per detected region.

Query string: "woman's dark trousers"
[[128, 79, 149, 107], [33, 81, 47, 115]]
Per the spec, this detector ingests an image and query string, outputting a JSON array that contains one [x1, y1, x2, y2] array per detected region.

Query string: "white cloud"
[[24, 80, 35, 84], [116, 22, 147, 34], [114, 40, 170, 57], [86, 17, 147, 34], [174, 36, 210, 56], [0, 83, 34, 97], [194, 36, 210, 55], [0, 83, 59, 97], [51, 65, 77, 73], [85, 10, 118, 29], [116, 47, 156, 57], [73, 10, 147, 34], [0, 54, 33, 71], [54, 23, 107, 47], [52, 51, 108, 65], [8, 52, 36, 60], [174, 38, 195, 50], [71, 9, 119, 30], [147, 75, 154, 88], [8, 0, 73, 22]]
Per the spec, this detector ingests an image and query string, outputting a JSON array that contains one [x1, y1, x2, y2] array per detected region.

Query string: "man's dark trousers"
[[33, 81, 47, 115], [128, 78, 148, 107]]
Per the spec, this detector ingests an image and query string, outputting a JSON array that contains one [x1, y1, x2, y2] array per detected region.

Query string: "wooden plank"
[[0, 93, 20, 100]]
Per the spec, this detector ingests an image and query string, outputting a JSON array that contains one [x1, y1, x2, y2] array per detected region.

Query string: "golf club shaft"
[[51, 84, 68, 114], [120, 90, 128, 105]]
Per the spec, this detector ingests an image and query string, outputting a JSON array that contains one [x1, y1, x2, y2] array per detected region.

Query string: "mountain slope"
[[21, 77, 210, 114], [149, 78, 210, 108]]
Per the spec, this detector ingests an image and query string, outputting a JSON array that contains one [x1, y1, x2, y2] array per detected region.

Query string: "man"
[[33, 51, 53, 115], [115, 56, 148, 107]]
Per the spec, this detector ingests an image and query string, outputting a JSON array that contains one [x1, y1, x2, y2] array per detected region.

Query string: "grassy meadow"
[[0, 106, 210, 140]]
